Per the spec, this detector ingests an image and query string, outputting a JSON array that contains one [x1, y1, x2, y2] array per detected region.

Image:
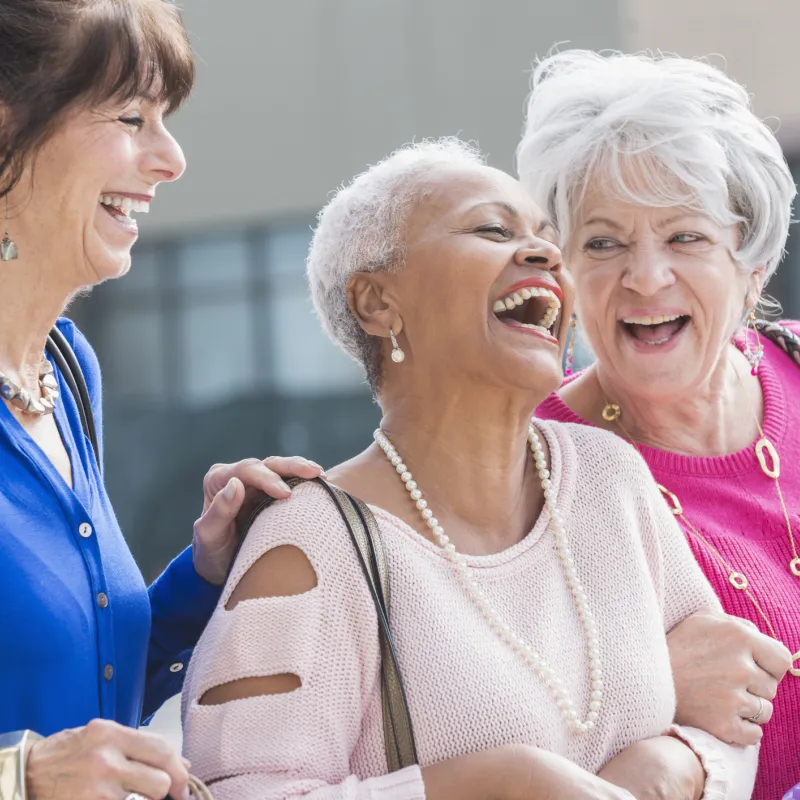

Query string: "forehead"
[[407, 164, 547, 229]]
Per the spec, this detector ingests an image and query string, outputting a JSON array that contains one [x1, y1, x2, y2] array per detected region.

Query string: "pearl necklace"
[[374, 426, 604, 734]]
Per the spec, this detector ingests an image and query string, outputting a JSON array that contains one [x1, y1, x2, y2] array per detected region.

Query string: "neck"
[[0, 252, 78, 383], [378, 378, 547, 535], [574, 344, 763, 456]]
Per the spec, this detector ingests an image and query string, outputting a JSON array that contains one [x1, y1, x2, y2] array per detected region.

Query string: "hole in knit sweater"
[[199, 673, 302, 705], [226, 544, 318, 610]]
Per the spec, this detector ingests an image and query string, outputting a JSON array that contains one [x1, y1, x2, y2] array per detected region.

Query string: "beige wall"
[[148, 0, 621, 234], [622, 0, 800, 152]]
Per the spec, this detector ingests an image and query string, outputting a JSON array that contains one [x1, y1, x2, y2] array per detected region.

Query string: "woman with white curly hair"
[[520, 50, 800, 798], [182, 138, 757, 799]]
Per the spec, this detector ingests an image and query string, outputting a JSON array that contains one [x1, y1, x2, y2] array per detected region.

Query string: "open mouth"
[[620, 313, 690, 346], [492, 285, 562, 341], [99, 194, 150, 228]]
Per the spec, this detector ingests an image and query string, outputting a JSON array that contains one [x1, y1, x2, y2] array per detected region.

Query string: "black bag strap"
[[45, 326, 100, 466], [233, 476, 418, 772], [754, 319, 800, 368]]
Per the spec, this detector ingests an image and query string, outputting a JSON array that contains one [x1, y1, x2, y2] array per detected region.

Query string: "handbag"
[[232, 476, 419, 772], [754, 319, 800, 366]]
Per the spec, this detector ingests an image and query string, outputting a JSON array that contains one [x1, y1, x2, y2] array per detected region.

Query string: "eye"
[[670, 232, 705, 244], [476, 224, 513, 239], [119, 115, 145, 129], [585, 237, 619, 251]]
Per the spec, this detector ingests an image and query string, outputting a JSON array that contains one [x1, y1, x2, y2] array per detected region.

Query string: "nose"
[[622, 244, 676, 296], [514, 238, 562, 272], [145, 126, 187, 184]]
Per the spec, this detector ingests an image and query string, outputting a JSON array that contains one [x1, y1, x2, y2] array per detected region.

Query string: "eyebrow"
[[582, 212, 706, 230], [469, 201, 557, 233]]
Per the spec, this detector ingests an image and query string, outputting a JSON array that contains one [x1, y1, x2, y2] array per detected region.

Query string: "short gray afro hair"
[[307, 137, 485, 387], [516, 50, 796, 281]]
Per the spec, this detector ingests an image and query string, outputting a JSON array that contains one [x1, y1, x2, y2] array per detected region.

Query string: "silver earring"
[[0, 196, 18, 261], [389, 328, 405, 363]]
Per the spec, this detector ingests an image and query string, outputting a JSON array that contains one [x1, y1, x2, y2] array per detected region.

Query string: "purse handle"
[[754, 319, 800, 367], [232, 476, 418, 772]]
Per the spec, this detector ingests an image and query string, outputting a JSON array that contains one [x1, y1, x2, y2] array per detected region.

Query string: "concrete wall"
[[149, 0, 622, 234]]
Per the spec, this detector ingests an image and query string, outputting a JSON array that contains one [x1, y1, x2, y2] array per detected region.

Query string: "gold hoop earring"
[[0, 195, 18, 261], [389, 328, 405, 363]]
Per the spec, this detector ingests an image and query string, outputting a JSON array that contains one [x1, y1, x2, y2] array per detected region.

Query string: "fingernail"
[[308, 460, 323, 470], [182, 757, 192, 768], [319, 470, 328, 479], [279, 481, 292, 493], [223, 478, 237, 501]]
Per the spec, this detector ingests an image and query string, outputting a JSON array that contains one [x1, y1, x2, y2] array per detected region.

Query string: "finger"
[[194, 478, 245, 537], [751, 634, 792, 680], [741, 693, 774, 726], [114, 728, 190, 800], [747, 669, 780, 701], [120, 761, 175, 800], [726, 716, 764, 746], [263, 455, 327, 480]]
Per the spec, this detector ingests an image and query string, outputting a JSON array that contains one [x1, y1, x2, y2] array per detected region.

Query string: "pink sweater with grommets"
[[182, 420, 757, 799], [536, 325, 800, 799]]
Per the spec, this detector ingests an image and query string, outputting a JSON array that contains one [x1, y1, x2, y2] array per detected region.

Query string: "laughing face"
[[14, 96, 185, 285], [568, 180, 763, 401], [382, 164, 571, 396]]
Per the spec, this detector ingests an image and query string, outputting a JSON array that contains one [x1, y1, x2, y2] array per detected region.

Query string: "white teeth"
[[492, 285, 562, 331], [99, 195, 151, 215], [622, 313, 684, 325]]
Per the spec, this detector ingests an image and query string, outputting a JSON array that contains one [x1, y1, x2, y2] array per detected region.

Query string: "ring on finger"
[[746, 696, 765, 723]]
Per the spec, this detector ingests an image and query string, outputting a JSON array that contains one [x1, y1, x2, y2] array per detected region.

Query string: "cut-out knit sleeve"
[[181, 483, 425, 800]]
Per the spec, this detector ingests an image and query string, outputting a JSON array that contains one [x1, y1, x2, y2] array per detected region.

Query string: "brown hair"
[[0, 0, 195, 196]]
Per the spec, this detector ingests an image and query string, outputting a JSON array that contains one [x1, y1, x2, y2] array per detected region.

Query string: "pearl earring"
[[0, 196, 18, 262], [564, 314, 577, 376], [389, 328, 405, 363], [744, 310, 763, 376]]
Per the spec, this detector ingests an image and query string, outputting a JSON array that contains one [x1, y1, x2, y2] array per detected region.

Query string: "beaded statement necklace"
[[0, 358, 59, 415], [601, 401, 800, 679], [374, 425, 604, 734]]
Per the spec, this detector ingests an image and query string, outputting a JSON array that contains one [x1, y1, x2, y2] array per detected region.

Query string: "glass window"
[[177, 233, 250, 292]]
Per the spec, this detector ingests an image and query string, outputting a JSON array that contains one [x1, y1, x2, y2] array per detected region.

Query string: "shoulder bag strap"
[[45, 326, 100, 466], [232, 476, 418, 772], [754, 319, 800, 368]]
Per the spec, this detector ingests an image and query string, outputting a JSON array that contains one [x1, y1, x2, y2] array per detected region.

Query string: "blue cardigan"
[[0, 319, 221, 735]]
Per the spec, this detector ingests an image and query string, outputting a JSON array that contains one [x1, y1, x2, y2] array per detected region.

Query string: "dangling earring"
[[389, 328, 405, 363], [743, 310, 763, 376], [0, 195, 18, 262], [564, 314, 577, 376]]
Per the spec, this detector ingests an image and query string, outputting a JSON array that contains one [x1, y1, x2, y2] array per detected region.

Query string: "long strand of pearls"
[[373, 425, 603, 734]]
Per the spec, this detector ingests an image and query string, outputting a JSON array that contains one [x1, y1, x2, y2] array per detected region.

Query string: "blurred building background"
[[69, 0, 800, 585]]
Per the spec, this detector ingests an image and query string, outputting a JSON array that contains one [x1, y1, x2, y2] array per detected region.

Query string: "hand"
[[26, 719, 190, 800], [668, 612, 791, 745], [598, 736, 705, 800], [193, 456, 325, 585]]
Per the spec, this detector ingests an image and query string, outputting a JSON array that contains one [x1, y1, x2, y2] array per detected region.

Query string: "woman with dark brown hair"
[[0, 3, 322, 800]]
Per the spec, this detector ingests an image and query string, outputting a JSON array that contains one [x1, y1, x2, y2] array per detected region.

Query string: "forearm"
[[422, 746, 523, 800]]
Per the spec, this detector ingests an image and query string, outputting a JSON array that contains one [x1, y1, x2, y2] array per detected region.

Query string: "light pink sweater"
[[182, 420, 757, 799]]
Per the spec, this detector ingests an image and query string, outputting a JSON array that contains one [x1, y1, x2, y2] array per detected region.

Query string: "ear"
[[346, 271, 404, 337]]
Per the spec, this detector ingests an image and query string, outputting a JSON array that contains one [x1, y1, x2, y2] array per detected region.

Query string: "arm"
[[635, 469, 760, 799], [180, 485, 633, 800]]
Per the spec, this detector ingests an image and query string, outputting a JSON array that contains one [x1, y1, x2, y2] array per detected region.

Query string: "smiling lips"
[[492, 285, 562, 339], [621, 313, 690, 345]]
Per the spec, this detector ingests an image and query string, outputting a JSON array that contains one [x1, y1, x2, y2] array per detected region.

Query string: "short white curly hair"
[[516, 50, 796, 283], [307, 137, 486, 387]]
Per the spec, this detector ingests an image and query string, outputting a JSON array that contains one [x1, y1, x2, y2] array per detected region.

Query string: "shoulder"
[[223, 481, 365, 608], [538, 417, 651, 482], [54, 317, 102, 396]]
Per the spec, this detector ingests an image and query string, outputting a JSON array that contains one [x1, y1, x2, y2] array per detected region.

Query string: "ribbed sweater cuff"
[[366, 766, 426, 799], [669, 724, 734, 800]]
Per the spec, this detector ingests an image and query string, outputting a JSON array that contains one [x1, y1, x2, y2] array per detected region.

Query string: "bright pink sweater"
[[536, 325, 800, 799]]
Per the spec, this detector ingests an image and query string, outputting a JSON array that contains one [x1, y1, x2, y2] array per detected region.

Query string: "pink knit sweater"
[[182, 420, 757, 799], [536, 327, 800, 799]]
